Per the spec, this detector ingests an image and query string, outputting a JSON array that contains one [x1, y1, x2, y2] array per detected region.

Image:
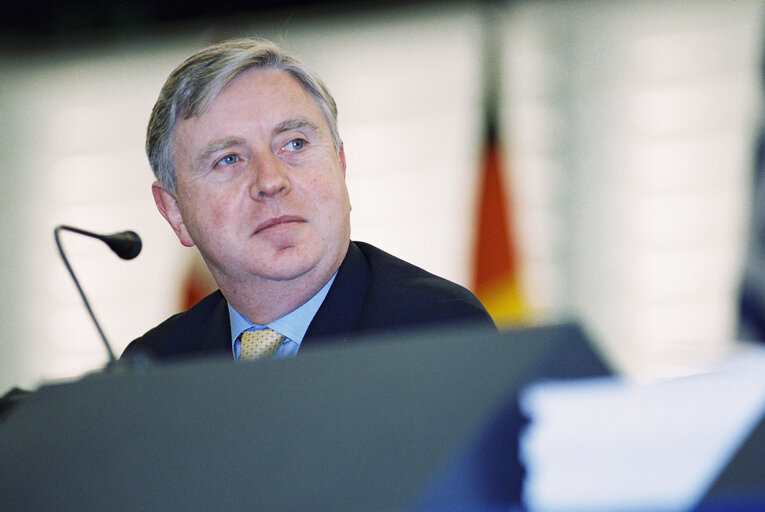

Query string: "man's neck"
[[224, 278, 325, 324], [212, 244, 349, 325]]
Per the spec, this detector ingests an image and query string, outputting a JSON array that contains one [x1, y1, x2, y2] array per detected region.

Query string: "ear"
[[151, 181, 195, 247], [338, 144, 347, 177], [338, 145, 351, 212]]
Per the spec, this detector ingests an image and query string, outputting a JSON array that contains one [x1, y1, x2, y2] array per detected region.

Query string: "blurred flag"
[[180, 252, 217, 310], [471, 113, 530, 327], [737, 41, 765, 343], [737, 131, 765, 341], [470, 7, 531, 327]]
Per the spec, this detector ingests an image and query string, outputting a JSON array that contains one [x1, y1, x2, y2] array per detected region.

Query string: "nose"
[[250, 153, 290, 199]]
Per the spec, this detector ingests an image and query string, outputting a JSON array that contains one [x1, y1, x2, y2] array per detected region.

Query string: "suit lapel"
[[302, 242, 370, 347], [185, 291, 232, 358]]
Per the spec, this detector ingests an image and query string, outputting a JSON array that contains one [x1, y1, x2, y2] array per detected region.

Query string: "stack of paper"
[[519, 346, 765, 511]]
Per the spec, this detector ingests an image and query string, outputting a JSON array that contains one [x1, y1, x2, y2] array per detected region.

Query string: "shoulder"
[[121, 290, 229, 360], [354, 241, 471, 299], [353, 241, 496, 330]]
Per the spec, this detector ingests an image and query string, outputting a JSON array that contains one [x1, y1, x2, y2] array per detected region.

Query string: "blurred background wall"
[[0, 0, 762, 393]]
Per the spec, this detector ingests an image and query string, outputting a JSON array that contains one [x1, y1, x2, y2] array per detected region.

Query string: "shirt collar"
[[228, 271, 337, 349]]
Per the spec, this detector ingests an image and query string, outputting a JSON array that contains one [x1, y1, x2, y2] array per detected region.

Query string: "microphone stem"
[[57, 224, 104, 242], [54, 226, 117, 364]]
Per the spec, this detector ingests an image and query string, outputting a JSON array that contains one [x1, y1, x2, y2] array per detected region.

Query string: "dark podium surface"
[[0, 323, 608, 512], [697, 407, 765, 511]]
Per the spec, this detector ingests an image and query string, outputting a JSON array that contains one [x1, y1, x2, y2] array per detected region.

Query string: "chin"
[[254, 238, 345, 283], [256, 250, 322, 282]]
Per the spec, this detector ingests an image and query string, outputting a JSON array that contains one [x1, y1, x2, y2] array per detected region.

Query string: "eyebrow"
[[194, 136, 243, 168], [274, 117, 320, 135]]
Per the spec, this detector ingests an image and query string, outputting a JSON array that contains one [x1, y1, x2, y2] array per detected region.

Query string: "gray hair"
[[146, 38, 341, 191]]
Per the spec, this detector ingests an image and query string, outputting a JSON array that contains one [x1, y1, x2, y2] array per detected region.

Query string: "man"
[[122, 38, 494, 362]]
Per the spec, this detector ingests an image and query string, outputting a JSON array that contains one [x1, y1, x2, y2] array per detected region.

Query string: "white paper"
[[520, 345, 765, 511]]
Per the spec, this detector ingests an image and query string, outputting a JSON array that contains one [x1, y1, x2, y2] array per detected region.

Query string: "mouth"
[[253, 215, 305, 235]]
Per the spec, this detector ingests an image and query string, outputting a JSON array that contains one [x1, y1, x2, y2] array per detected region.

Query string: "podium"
[[0, 323, 608, 511], [698, 406, 765, 510]]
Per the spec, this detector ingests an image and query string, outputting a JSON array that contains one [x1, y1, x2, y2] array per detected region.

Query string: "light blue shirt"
[[228, 272, 337, 360]]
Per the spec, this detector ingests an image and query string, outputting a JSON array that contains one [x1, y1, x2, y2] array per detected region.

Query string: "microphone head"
[[103, 231, 142, 260]]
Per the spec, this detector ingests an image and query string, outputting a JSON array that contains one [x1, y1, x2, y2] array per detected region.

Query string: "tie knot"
[[239, 328, 286, 361]]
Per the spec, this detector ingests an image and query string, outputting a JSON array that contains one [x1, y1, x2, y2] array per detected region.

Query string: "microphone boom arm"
[[54, 225, 143, 364]]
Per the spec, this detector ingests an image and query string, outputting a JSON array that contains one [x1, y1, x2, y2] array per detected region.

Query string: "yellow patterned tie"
[[239, 328, 286, 361]]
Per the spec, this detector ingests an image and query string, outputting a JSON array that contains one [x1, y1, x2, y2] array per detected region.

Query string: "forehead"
[[172, 69, 327, 152], [205, 68, 320, 119]]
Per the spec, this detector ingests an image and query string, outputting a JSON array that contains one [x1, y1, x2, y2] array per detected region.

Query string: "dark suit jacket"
[[122, 241, 495, 361]]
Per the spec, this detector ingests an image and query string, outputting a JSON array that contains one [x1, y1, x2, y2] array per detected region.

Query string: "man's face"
[[154, 68, 351, 290]]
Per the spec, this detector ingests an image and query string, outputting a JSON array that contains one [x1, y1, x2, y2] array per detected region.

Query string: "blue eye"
[[285, 139, 306, 151], [216, 154, 239, 166]]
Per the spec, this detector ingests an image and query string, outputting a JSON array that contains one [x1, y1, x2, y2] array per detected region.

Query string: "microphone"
[[54, 225, 143, 365], [57, 225, 142, 260]]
